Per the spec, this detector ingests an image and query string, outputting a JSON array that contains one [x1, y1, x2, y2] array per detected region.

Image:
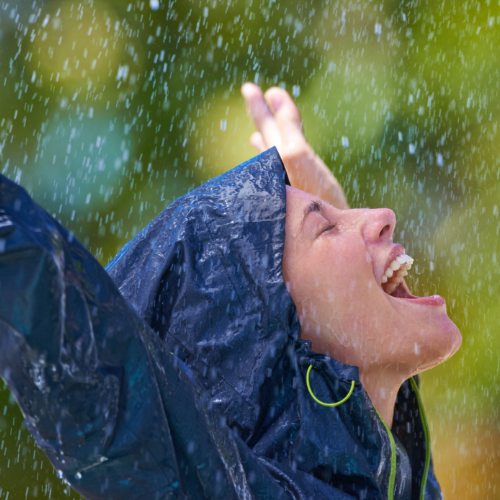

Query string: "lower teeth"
[[382, 272, 407, 295]]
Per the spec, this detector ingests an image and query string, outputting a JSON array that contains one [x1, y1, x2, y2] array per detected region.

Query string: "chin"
[[418, 312, 462, 368], [439, 316, 462, 357]]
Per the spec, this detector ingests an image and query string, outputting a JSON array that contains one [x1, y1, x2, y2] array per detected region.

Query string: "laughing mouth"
[[380, 251, 446, 306], [381, 253, 414, 296]]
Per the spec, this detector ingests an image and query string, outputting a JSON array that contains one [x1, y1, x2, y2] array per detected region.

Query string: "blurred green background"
[[0, 0, 499, 498]]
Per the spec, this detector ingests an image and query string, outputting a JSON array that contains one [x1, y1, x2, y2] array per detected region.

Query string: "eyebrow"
[[302, 200, 323, 225]]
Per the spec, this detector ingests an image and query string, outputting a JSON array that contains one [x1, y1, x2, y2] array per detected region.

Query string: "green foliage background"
[[0, 0, 498, 498]]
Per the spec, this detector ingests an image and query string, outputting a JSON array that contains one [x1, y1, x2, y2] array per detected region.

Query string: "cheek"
[[315, 250, 384, 343], [283, 235, 379, 332], [289, 248, 368, 322], [284, 256, 331, 326], [316, 245, 373, 304]]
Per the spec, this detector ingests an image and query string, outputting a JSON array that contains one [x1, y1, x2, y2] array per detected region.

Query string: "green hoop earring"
[[306, 365, 355, 407]]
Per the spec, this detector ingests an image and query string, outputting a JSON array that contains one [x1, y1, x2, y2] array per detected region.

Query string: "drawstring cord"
[[409, 377, 431, 500], [306, 365, 355, 407]]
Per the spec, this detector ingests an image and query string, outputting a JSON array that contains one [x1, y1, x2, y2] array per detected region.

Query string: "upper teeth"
[[381, 253, 414, 285]]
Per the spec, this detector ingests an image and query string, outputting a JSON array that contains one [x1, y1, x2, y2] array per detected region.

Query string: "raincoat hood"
[[106, 147, 442, 500], [108, 146, 303, 436]]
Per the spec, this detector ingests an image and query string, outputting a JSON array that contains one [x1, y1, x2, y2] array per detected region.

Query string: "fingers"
[[241, 83, 282, 151], [242, 83, 348, 209], [249, 132, 266, 152], [242, 83, 308, 160], [263, 87, 303, 139], [264, 87, 310, 161]]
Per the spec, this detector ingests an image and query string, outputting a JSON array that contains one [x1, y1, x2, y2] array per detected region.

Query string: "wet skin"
[[243, 82, 462, 427], [282, 187, 462, 427]]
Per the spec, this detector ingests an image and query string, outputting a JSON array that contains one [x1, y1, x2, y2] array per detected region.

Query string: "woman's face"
[[282, 186, 462, 375]]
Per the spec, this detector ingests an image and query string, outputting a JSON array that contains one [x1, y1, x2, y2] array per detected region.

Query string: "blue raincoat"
[[0, 147, 442, 499]]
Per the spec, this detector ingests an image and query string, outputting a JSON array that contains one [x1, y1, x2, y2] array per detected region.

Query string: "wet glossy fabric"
[[0, 147, 442, 499], [107, 147, 441, 500]]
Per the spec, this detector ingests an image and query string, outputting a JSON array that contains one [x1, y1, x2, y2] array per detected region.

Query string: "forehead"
[[286, 186, 317, 208], [286, 186, 321, 217], [284, 186, 326, 235]]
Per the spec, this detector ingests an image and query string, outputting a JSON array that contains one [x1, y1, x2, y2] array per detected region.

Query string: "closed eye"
[[322, 224, 336, 233]]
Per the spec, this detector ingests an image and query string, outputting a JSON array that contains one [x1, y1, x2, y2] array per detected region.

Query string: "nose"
[[360, 208, 396, 243]]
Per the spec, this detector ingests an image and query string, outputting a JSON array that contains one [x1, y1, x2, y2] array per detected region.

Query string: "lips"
[[390, 279, 446, 306], [379, 246, 446, 307]]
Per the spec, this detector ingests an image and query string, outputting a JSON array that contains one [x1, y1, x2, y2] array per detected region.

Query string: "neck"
[[359, 367, 407, 429]]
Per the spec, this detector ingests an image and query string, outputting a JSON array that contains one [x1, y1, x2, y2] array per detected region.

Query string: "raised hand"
[[241, 83, 349, 210]]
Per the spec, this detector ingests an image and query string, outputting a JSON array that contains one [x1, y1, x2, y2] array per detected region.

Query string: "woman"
[[240, 82, 462, 429], [0, 85, 460, 500]]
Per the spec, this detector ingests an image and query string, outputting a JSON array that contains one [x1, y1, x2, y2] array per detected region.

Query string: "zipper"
[[375, 376, 431, 500], [375, 408, 397, 500], [376, 378, 431, 500], [409, 377, 431, 500]]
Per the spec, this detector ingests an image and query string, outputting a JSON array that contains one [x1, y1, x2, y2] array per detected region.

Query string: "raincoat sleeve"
[[0, 174, 299, 500]]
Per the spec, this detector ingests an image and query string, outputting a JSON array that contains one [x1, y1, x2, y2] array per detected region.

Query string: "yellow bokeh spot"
[[192, 92, 257, 180], [31, 1, 125, 90]]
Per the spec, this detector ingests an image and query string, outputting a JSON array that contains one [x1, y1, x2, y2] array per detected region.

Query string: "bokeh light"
[[0, 0, 499, 498]]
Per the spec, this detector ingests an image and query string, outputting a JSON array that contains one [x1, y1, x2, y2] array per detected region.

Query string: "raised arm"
[[241, 83, 349, 210], [0, 175, 293, 500]]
